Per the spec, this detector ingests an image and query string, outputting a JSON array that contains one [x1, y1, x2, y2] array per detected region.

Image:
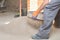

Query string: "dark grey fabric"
[[36, 0, 60, 38]]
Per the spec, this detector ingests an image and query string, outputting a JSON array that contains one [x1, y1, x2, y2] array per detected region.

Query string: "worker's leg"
[[32, 0, 60, 39]]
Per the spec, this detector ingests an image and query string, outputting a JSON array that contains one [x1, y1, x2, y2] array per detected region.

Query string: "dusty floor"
[[0, 12, 60, 40]]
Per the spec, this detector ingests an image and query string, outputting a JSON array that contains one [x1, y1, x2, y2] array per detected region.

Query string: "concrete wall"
[[30, 0, 38, 11], [21, 0, 27, 8], [5, 0, 19, 12]]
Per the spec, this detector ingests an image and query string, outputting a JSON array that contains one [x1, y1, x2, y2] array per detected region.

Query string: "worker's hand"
[[32, 0, 49, 20], [28, 16, 41, 21], [32, 16, 37, 20]]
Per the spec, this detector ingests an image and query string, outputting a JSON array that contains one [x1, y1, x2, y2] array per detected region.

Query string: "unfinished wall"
[[5, 0, 19, 12]]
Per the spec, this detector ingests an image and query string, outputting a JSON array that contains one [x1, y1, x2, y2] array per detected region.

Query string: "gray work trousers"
[[37, 0, 60, 38]]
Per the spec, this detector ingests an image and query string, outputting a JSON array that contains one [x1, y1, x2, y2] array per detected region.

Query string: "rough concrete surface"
[[0, 12, 60, 40], [5, 0, 19, 12]]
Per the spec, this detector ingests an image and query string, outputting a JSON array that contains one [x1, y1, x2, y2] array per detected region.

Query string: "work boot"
[[32, 34, 49, 39]]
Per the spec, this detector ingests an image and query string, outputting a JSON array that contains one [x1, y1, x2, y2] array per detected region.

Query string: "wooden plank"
[[20, 0, 22, 16]]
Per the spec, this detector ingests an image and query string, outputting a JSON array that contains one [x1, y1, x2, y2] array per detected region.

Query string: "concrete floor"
[[0, 12, 60, 40]]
